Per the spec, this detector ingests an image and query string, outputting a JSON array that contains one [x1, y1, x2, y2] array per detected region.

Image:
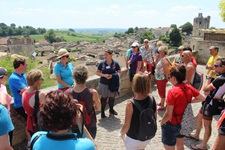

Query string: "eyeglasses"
[[181, 55, 185, 57], [63, 55, 69, 58], [214, 64, 223, 68]]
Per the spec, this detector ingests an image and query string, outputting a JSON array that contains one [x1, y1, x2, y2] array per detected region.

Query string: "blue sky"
[[0, 0, 224, 29]]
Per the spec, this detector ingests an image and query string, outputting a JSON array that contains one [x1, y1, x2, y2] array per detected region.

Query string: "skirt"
[[98, 83, 117, 97]]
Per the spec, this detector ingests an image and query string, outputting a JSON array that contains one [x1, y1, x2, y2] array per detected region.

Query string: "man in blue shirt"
[[8, 57, 28, 119]]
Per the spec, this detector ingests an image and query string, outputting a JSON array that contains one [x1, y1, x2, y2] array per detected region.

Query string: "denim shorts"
[[161, 122, 181, 146]]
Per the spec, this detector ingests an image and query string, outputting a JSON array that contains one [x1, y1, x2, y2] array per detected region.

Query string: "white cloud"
[[62, 10, 81, 15]]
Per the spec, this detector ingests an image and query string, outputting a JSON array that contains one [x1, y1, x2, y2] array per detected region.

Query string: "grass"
[[0, 55, 56, 95], [11, 30, 110, 43]]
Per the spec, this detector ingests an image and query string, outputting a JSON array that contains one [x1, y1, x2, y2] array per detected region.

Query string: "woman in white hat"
[[54, 49, 74, 92]]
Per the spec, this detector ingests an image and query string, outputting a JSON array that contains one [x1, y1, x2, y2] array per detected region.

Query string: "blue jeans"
[[161, 122, 181, 146]]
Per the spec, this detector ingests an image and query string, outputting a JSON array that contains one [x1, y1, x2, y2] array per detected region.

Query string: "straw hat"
[[57, 49, 69, 59]]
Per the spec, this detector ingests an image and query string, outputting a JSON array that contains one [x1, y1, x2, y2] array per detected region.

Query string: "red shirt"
[[166, 83, 200, 124]]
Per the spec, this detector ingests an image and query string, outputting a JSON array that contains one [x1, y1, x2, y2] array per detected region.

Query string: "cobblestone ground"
[[15, 65, 219, 150]]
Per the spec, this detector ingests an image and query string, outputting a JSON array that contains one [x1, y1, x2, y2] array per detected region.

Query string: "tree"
[[125, 27, 134, 34], [44, 29, 56, 43], [181, 22, 193, 35], [170, 24, 177, 28], [69, 28, 75, 32], [219, 0, 225, 22], [140, 31, 153, 43], [169, 27, 182, 46]]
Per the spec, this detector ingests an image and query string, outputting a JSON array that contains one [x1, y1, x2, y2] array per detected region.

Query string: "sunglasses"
[[0, 73, 7, 79], [63, 55, 69, 58], [214, 64, 223, 68]]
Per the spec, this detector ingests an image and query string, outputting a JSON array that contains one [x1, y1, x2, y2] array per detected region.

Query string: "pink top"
[[0, 84, 12, 114]]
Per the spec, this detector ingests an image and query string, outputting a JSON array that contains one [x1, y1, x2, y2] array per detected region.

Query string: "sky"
[[0, 0, 224, 29]]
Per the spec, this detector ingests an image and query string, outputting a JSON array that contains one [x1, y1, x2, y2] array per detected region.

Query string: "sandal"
[[157, 106, 165, 111], [185, 134, 200, 141], [190, 144, 207, 150]]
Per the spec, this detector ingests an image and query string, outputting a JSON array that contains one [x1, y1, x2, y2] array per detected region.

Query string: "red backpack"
[[67, 88, 93, 126]]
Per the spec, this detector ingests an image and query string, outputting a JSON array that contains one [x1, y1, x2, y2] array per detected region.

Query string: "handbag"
[[175, 88, 197, 135]]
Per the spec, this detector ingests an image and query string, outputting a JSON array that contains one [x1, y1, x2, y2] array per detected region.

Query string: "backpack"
[[67, 88, 93, 126], [192, 71, 203, 91], [130, 96, 157, 141]]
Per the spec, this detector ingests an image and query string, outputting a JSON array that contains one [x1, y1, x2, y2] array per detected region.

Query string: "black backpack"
[[130, 96, 157, 141]]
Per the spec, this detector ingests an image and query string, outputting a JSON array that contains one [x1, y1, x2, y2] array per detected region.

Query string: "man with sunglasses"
[[191, 57, 225, 150]]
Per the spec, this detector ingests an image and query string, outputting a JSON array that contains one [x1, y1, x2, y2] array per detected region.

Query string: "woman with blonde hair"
[[120, 72, 157, 150], [22, 69, 46, 144], [155, 46, 171, 110]]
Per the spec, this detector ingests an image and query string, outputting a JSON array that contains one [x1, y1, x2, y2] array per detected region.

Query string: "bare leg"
[[190, 112, 202, 139], [213, 134, 225, 150], [176, 138, 184, 150], [164, 144, 175, 150], [194, 119, 212, 149]]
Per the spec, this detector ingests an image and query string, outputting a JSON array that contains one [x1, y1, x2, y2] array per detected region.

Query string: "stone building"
[[192, 13, 210, 37], [190, 13, 225, 64], [8, 37, 35, 56]]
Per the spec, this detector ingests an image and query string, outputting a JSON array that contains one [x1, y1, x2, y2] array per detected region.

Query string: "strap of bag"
[[33, 91, 40, 125], [130, 95, 153, 112], [174, 87, 189, 124]]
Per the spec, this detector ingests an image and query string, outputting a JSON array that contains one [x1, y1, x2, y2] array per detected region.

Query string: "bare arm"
[[161, 105, 174, 125], [0, 93, 7, 107], [191, 93, 206, 103], [39, 91, 46, 103], [186, 65, 195, 84], [162, 57, 169, 78], [0, 134, 13, 150], [92, 89, 101, 112], [120, 101, 133, 140], [126, 57, 129, 70], [56, 75, 71, 88], [136, 61, 142, 73]]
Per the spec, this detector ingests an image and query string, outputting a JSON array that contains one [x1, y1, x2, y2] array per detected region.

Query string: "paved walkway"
[[15, 65, 220, 150]]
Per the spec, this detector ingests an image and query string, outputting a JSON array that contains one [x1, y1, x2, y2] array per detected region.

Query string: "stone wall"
[[190, 38, 225, 64]]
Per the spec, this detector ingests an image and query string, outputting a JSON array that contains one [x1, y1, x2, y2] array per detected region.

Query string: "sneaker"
[[109, 109, 118, 115]]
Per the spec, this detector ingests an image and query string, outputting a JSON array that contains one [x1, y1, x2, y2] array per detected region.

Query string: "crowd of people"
[[0, 41, 225, 150]]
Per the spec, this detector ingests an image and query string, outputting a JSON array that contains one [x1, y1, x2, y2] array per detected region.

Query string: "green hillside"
[[11, 30, 111, 43]]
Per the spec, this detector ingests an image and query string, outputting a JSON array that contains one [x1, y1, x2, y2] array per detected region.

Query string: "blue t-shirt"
[[54, 62, 74, 88], [97, 59, 121, 85], [31, 131, 96, 150], [126, 48, 133, 58], [8, 72, 27, 108], [0, 105, 14, 136]]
